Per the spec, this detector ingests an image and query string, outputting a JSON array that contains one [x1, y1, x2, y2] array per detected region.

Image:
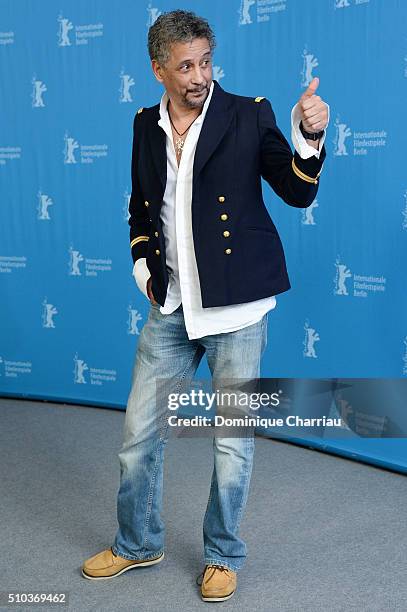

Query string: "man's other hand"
[[147, 277, 158, 305]]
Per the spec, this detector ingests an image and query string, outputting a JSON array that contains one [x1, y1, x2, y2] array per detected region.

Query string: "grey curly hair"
[[147, 9, 216, 66]]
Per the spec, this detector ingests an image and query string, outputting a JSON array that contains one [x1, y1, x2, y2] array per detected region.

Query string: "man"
[[82, 9, 329, 602]]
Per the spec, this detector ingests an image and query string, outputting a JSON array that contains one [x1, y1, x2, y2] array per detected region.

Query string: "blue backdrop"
[[1, 0, 406, 471]]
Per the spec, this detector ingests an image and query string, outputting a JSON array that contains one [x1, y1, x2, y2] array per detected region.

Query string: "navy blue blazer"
[[128, 79, 326, 308]]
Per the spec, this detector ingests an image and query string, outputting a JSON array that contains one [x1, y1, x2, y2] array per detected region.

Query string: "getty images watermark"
[[166, 388, 342, 430], [155, 378, 407, 439]]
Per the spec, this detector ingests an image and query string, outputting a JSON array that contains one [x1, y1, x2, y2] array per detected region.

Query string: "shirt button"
[[225, 248, 232, 255], [223, 230, 230, 238], [144, 201, 149, 207], [220, 213, 228, 221], [154, 231, 159, 237], [155, 249, 160, 255], [218, 196, 225, 203]]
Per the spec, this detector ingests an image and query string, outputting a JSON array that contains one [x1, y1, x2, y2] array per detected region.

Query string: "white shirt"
[[133, 82, 329, 340]]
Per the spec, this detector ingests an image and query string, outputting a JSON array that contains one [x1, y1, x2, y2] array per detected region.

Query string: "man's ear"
[[151, 59, 164, 84]]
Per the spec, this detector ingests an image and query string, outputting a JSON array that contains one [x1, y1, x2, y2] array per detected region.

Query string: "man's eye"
[[180, 59, 210, 71]]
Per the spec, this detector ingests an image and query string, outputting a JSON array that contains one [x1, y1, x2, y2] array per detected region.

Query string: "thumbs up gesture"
[[298, 77, 328, 134]]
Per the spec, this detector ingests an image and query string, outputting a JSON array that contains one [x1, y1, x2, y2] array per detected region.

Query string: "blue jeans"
[[112, 302, 268, 572]]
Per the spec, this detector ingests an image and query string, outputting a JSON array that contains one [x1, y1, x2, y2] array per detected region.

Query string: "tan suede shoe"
[[81, 547, 164, 580], [197, 564, 237, 601]]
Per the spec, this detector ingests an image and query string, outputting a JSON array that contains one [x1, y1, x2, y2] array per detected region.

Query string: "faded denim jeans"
[[112, 302, 268, 572]]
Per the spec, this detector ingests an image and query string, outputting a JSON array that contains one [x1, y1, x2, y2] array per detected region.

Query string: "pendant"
[[175, 137, 184, 156]]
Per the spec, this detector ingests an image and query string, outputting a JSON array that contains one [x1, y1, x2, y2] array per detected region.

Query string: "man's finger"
[[302, 76, 319, 98], [302, 106, 324, 121], [301, 96, 322, 111]]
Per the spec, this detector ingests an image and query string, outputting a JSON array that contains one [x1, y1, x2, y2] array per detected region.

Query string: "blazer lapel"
[[193, 80, 235, 190]]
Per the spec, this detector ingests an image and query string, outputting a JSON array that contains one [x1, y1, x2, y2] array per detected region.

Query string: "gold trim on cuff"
[[291, 158, 322, 184], [130, 236, 149, 248]]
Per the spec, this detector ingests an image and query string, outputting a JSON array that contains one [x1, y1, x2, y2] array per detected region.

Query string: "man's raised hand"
[[298, 77, 328, 134]]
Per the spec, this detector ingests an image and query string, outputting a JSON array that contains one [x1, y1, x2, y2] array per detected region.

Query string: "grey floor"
[[0, 397, 406, 612]]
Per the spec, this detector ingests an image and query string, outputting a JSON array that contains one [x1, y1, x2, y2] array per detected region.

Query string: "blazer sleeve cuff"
[[130, 235, 149, 264], [292, 145, 326, 185]]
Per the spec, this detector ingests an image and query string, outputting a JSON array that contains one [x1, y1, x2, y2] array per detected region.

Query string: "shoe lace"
[[196, 564, 231, 586]]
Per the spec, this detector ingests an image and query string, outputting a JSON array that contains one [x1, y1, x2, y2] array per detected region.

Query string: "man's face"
[[152, 37, 213, 109]]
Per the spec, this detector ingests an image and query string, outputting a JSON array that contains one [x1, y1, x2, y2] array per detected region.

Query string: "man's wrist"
[[299, 119, 324, 140], [305, 138, 320, 150]]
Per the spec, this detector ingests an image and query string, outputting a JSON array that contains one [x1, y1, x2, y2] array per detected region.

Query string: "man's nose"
[[190, 65, 205, 85]]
